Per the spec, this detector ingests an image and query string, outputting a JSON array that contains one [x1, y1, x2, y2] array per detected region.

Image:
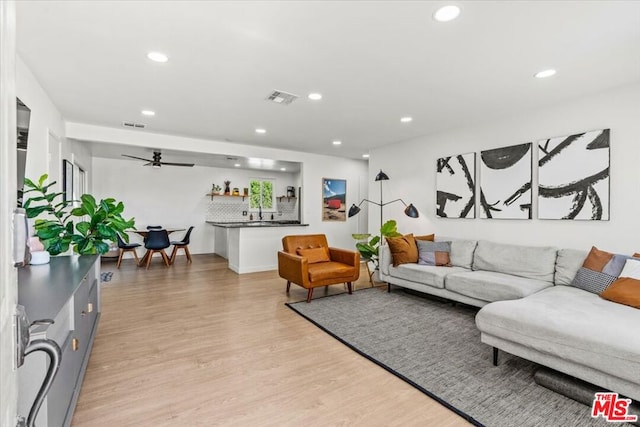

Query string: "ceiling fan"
[[121, 151, 194, 168]]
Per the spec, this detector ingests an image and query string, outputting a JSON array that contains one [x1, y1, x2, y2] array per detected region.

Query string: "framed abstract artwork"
[[538, 129, 610, 220], [436, 152, 476, 218], [322, 178, 346, 222], [479, 143, 532, 219]]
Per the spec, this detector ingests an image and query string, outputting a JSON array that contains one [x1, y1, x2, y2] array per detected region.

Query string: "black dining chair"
[[170, 226, 194, 264], [142, 229, 171, 269], [116, 234, 141, 269], [146, 225, 162, 230]]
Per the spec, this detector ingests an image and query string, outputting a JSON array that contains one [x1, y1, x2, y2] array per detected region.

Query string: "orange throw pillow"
[[633, 253, 640, 258], [415, 234, 435, 242], [386, 234, 418, 266], [582, 246, 614, 271], [297, 247, 330, 264], [600, 277, 640, 309]]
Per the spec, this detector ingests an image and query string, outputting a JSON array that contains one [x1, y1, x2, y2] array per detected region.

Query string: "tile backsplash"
[[206, 196, 298, 222]]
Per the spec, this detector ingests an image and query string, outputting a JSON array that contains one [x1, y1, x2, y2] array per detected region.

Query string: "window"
[[249, 178, 275, 211]]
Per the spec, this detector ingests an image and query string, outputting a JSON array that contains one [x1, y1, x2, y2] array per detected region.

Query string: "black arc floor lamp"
[[348, 169, 419, 231]]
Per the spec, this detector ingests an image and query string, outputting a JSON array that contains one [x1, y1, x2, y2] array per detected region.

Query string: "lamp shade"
[[404, 203, 419, 218], [348, 204, 361, 217], [375, 170, 389, 181]]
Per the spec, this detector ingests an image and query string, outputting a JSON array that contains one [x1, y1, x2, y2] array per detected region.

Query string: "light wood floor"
[[72, 254, 470, 427]]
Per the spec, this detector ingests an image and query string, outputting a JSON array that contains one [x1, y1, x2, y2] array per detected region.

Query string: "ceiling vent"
[[122, 121, 146, 129], [265, 90, 299, 105]]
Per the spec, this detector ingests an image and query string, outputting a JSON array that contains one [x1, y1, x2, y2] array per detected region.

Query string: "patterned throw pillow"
[[571, 246, 633, 294], [417, 240, 452, 267]]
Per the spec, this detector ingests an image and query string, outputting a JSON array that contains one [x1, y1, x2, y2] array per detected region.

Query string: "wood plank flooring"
[[72, 254, 470, 426]]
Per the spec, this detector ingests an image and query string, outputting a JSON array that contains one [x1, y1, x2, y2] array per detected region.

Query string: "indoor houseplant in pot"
[[23, 174, 136, 255], [354, 219, 402, 272]]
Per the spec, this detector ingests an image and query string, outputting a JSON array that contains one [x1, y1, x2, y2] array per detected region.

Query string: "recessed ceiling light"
[[141, 110, 155, 116], [332, 140, 342, 145], [400, 117, 413, 123], [147, 51, 168, 63], [433, 5, 461, 22], [280, 167, 286, 171], [362, 154, 370, 158], [308, 93, 323, 101], [534, 69, 557, 79], [234, 163, 241, 167], [255, 128, 266, 134]]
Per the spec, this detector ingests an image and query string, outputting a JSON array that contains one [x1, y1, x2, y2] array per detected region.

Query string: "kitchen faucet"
[[258, 204, 263, 220]]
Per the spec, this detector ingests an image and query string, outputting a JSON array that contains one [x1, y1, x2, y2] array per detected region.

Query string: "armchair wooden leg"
[[347, 282, 353, 294], [117, 249, 124, 269], [306, 288, 314, 303], [286, 281, 291, 293]]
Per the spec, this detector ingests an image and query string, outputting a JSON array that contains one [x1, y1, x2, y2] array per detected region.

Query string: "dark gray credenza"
[[18, 255, 101, 427]]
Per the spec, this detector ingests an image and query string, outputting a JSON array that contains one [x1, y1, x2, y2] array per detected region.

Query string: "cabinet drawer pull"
[[87, 303, 93, 313], [81, 310, 86, 317], [72, 338, 79, 352]]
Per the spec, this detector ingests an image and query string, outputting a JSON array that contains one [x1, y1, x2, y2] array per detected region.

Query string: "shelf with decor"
[[206, 193, 247, 201], [277, 196, 297, 202]]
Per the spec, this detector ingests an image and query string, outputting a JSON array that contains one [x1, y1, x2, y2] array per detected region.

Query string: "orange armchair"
[[278, 234, 360, 302]]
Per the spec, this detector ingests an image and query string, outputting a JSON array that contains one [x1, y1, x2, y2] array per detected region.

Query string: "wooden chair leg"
[[117, 249, 124, 269], [132, 249, 140, 265], [286, 281, 291, 293], [184, 246, 192, 263], [306, 288, 314, 303], [347, 282, 353, 294], [169, 246, 178, 264], [145, 250, 154, 269], [161, 250, 170, 267]]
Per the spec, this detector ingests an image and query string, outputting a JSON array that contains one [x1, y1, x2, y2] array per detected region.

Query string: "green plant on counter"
[[23, 174, 136, 255], [211, 183, 222, 193], [354, 219, 402, 268]]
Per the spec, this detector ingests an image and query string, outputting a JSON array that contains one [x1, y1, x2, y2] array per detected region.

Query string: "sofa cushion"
[[570, 267, 617, 294], [554, 248, 588, 285], [308, 262, 356, 282], [475, 286, 640, 385], [445, 270, 553, 302], [386, 234, 418, 266], [437, 237, 477, 269], [472, 240, 557, 282], [570, 246, 634, 294], [417, 241, 452, 266], [388, 264, 468, 289]]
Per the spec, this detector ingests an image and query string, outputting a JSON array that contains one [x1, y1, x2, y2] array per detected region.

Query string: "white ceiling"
[[15, 1, 640, 160]]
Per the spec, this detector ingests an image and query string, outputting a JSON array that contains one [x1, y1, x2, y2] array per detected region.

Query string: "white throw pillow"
[[619, 258, 640, 279]]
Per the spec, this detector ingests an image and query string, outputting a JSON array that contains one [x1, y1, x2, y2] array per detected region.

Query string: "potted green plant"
[[211, 183, 222, 195], [23, 174, 136, 255], [354, 219, 402, 269]]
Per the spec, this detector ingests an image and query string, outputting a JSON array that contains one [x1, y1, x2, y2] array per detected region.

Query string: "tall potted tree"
[[23, 174, 136, 255]]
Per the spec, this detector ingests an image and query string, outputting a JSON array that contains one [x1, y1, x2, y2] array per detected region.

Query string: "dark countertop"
[[18, 255, 98, 323], [207, 220, 309, 228]]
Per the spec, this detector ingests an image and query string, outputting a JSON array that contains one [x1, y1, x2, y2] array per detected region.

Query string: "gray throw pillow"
[[417, 241, 452, 266]]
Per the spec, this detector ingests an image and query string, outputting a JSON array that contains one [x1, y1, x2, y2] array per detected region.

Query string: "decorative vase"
[[224, 181, 231, 195]]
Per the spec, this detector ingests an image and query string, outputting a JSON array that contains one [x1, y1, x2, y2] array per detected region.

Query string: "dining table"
[[131, 228, 186, 266]]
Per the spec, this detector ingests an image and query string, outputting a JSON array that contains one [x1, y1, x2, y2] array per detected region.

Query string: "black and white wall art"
[[538, 129, 610, 220], [436, 153, 476, 218], [480, 143, 532, 219]]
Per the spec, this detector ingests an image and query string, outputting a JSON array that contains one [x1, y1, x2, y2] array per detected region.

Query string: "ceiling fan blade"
[[160, 161, 195, 167], [122, 154, 153, 162]]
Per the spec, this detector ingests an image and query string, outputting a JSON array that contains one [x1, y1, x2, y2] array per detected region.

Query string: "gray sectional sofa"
[[378, 239, 640, 402]]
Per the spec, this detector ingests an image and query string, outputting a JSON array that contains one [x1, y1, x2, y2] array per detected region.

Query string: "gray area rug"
[[287, 287, 621, 427], [100, 271, 113, 282]]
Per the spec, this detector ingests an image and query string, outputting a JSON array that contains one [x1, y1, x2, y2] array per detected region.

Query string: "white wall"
[[70, 123, 369, 254], [370, 83, 640, 253]]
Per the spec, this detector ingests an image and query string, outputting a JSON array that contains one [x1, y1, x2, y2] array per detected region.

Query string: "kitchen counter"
[[206, 220, 309, 228], [208, 220, 309, 273]]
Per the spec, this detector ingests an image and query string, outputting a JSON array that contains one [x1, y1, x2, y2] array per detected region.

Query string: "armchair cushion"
[[308, 262, 357, 282], [297, 247, 330, 263]]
